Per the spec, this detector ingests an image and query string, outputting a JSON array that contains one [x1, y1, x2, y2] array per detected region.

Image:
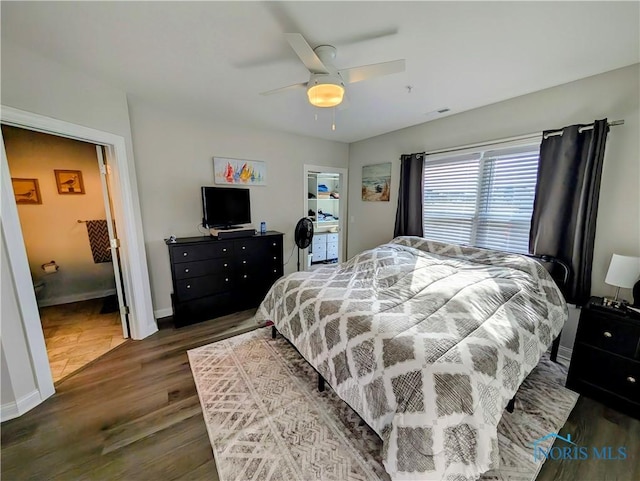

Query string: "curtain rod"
[[543, 119, 624, 138], [422, 119, 624, 157]]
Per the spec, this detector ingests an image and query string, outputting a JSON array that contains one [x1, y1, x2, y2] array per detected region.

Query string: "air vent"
[[425, 107, 451, 117]]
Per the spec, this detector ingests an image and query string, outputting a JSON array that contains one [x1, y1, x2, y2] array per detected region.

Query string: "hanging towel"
[[85, 220, 112, 263]]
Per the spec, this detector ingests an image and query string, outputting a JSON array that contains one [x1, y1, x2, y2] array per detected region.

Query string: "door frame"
[[302, 165, 348, 269], [1, 106, 157, 405]]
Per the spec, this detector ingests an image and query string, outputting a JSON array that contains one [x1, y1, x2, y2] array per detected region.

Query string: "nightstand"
[[566, 297, 640, 419]]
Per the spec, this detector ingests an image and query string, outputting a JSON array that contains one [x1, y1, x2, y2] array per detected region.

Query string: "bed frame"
[[270, 252, 571, 414]]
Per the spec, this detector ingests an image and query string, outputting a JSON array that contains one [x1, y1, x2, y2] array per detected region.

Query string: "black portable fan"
[[294, 217, 314, 271]]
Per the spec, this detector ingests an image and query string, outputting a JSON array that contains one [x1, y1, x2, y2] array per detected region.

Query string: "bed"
[[254, 236, 568, 480]]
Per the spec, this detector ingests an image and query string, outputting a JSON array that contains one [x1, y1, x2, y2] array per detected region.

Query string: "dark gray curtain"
[[394, 153, 424, 237], [529, 119, 609, 305]]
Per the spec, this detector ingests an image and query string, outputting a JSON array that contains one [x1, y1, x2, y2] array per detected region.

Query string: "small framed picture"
[[12, 178, 42, 204], [55, 170, 85, 194]]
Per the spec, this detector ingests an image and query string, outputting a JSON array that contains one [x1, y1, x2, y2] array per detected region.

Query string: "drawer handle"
[[186, 284, 191, 289], [243, 274, 248, 279], [273, 242, 276, 246], [224, 263, 228, 267], [225, 278, 229, 282], [627, 376, 636, 384], [242, 260, 247, 264], [273, 269, 277, 273], [184, 268, 189, 273], [222, 248, 227, 252], [183, 252, 188, 257], [273, 256, 276, 260], [603, 331, 613, 338], [242, 246, 246, 250]]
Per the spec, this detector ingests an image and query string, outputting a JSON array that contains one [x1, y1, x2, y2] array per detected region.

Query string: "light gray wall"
[[348, 64, 640, 352], [127, 99, 349, 316]]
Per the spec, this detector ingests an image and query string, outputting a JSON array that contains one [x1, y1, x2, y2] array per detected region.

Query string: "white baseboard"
[[1, 390, 42, 422], [37, 288, 117, 308], [154, 307, 173, 320]]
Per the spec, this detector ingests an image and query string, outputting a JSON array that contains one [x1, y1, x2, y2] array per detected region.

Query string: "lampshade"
[[307, 79, 345, 108], [604, 254, 640, 288]]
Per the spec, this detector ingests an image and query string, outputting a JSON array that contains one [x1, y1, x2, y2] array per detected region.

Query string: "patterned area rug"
[[188, 328, 578, 481]]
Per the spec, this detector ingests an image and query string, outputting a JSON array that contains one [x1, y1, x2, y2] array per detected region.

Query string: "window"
[[423, 143, 540, 254]]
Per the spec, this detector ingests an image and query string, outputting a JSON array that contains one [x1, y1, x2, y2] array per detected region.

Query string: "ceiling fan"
[[260, 33, 406, 108]]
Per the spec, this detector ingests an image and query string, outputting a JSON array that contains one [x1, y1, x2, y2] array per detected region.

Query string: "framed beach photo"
[[362, 163, 391, 201], [12, 178, 42, 204], [213, 157, 266, 186], [55, 169, 85, 194]]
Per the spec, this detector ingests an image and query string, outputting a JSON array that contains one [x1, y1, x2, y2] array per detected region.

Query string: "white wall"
[[3, 126, 115, 306], [348, 64, 640, 353], [127, 99, 349, 317], [1, 345, 16, 406]]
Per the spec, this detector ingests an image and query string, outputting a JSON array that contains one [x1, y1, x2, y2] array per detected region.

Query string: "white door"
[[96, 146, 129, 337]]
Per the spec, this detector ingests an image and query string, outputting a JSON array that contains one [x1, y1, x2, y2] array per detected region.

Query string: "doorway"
[[1, 106, 156, 416], [303, 165, 348, 270], [2, 125, 128, 382]]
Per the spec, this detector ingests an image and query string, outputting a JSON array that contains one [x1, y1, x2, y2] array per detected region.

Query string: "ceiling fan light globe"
[[307, 83, 345, 108]]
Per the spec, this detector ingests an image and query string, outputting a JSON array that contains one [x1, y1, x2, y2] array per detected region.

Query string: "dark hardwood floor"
[[2, 310, 638, 480], [537, 396, 640, 481], [1, 310, 259, 481]]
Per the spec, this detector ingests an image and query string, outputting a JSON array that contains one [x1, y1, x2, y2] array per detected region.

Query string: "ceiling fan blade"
[[260, 82, 307, 96], [339, 59, 406, 84], [333, 28, 399, 48], [284, 33, 330, 74]]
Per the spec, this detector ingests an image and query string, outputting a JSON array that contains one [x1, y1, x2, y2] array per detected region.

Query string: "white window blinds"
[[423, 143, 540, 254]]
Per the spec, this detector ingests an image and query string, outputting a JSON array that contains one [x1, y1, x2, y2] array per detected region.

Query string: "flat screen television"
[[201, 186, 251, 229]]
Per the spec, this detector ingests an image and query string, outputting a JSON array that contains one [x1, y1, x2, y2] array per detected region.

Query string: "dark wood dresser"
[[166, 231, 284, 327], [567, 297, 640, 419]]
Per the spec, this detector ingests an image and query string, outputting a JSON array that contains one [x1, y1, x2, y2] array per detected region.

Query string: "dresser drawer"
[[173, 292, 235, 327], [572, 345, 640, 402], [326, 233, 339, 244], [577, 311, 640, 358], [267, 237, 283, 253], [174, 258, 233, 280], [234, 240, 262, 258], [171, 242, 234, 263], [326, 241, 339, 260], [235, 255, 276, 272], [176, 274, 234, 300]]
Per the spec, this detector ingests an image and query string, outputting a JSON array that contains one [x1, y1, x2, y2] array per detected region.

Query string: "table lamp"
[[604, 254, 640, 308]]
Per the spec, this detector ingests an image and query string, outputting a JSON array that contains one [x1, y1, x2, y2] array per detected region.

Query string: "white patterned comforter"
[[254, 237, 568, 480]]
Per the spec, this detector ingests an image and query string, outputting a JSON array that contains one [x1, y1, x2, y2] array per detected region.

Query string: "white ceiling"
[[2, 1, 638, 143]]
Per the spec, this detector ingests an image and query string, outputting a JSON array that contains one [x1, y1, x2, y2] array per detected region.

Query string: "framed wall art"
[[12, 178, 42, 204], [214, 157, 266, 186], [362, 162, 391, 201], [54, 169, 85, 194]]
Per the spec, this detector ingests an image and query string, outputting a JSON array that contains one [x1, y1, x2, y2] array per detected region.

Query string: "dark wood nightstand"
[[566, 296, 640, 419]]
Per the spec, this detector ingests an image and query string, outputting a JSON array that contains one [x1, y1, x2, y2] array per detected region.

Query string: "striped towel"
[[85, 220, 112, 263]]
